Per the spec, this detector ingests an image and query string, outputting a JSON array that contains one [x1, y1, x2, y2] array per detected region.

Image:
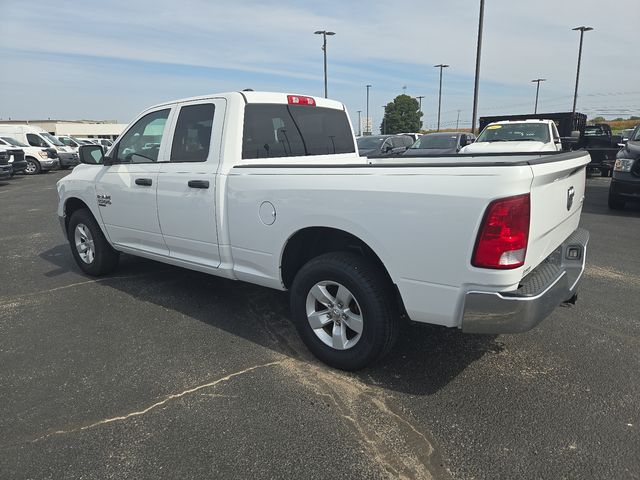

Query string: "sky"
[[0, 0, 638, 133]]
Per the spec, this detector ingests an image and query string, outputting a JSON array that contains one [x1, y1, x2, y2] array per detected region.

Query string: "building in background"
[[0, 119, 127, 140]]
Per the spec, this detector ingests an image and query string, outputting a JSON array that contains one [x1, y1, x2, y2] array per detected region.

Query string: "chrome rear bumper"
[[462, 228, 589, 334]]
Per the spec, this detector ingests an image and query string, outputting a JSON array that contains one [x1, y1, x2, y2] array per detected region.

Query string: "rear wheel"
[[608, 188, 625, 210], [290, 252, 398, 371], [67, 209, 120, 275], [24, 157, 41, 175]]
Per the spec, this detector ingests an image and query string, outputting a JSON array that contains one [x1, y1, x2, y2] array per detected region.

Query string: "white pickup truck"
[[57, 91, 590, 370], [460, 119, 563, 153]]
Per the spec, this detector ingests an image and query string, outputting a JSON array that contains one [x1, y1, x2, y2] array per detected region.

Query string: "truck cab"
[[461, 120, 562, 154]]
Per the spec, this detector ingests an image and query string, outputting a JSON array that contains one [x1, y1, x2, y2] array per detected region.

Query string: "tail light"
[[287, 95, 316, 106], [472, 193, 530, 269]]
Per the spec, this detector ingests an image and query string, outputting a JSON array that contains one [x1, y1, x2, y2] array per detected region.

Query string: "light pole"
[[357, 110, 362, 136], [416, 95, 425, 130], [434, 64, 449, 132], [471, 0, 485, 134], [571, 26, 593, 117], [314, 30, 335, 98], [531, 78, 546, 114], [456, 110, 461, 130], [366, 84, 372, 135]]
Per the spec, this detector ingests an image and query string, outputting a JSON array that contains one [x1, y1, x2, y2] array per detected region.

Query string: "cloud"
[[1, 0, 638, 128]]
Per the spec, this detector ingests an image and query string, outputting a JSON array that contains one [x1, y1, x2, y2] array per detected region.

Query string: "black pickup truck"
[[609, 125, 640, 209], [573, 123, 622, 177]]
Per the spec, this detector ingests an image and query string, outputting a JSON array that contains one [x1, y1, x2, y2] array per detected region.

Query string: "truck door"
[[95, 107, 173, 256], [156, 98, 226, 268]]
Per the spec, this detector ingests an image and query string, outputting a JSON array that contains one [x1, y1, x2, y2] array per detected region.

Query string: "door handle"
[[188, 180, 209, 189], [135, 178, 152, 186]]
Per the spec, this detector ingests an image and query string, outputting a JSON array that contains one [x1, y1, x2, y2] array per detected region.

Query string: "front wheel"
[[67, 209, 120, 276], [290, 252, 398, 371], [24, 158, 41, 175]]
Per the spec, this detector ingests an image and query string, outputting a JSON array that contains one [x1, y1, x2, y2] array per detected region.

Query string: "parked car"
[[75, 137, 113, 150], [396, 132, 422, 143], [403, 132, 474, 156], [0, 125, 78, 171], [356, 134, 413, 157], [608, 125, 640, 210], [0, 147, 15, 179], [58, 91, 590, 370], [0, 140, 27, 175], [57, 92, 589, 370], [461, 120, 562, 154], [0, 136, 58, 175]]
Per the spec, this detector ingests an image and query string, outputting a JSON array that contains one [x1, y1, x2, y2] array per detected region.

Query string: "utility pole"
[[357, 110, 362, 136], [366, 84, 372, 135], [456, 110, 461, 130], [571, 26, 593, 117], [471, 0, 485, 134], [531, 78, 546, 114], [434, 64, 449, 132], [314, 30, 335, 98], [416, 95, 425, 130]]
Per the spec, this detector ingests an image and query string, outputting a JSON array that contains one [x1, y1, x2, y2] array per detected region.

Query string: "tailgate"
[[525, 151, 590, 274]]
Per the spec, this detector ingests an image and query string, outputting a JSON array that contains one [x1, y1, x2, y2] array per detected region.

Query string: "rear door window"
[[242, 104, 355, 159], [170, 103, 215, 162]]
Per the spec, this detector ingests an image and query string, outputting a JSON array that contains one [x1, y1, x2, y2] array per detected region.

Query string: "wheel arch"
[[280, 226, 406, 314], [63, 197, 99, 236]]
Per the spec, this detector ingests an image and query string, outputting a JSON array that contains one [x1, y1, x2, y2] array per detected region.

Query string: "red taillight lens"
[[472, 193, 530, 269], [287, 95, 316, 106]]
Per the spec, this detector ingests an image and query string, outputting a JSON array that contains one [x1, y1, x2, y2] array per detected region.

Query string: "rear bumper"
[[461, 228, 589, 334]]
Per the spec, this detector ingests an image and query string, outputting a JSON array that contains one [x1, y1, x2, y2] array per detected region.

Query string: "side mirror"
[[79, 144, 106, 165]]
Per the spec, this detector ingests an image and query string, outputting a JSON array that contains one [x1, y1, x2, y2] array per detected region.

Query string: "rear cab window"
[[242, 104, 355, 160]]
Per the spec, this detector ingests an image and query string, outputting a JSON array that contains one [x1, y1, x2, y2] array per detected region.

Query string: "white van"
[[0, 136, 58, 175], [0, 125, 79, 172]]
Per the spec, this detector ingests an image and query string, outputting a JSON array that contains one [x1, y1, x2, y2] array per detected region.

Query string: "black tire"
[[608, 188, 625, 210], [24, 157, 41, 175], [67, 208, 120, 276], [290, 252, 399, 371]]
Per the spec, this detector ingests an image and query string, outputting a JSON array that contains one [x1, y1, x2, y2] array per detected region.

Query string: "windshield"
[[40, 132, 65, 146], [583, 126, 605, 136], [477, 123, 550, 143], [411, 134, 458, 149], [632, 127, 640, 142], [356, 136, 387, 150], [59, 137, 78, 147], [0, 136, 29, 147]]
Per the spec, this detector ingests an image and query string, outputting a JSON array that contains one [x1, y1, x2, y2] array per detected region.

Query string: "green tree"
[[591, 116, 606, 123], [380, 95, 423, 134]]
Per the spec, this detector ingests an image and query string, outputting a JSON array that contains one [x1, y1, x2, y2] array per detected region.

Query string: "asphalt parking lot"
[[1, 171, 639, 480]]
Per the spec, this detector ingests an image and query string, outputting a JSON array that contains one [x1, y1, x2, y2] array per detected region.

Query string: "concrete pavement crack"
[[26, 360, 282, 444]]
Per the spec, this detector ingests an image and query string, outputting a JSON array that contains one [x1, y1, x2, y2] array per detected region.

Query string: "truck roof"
[[147, 91, 345, 112], [488, 119, 554, 125]]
